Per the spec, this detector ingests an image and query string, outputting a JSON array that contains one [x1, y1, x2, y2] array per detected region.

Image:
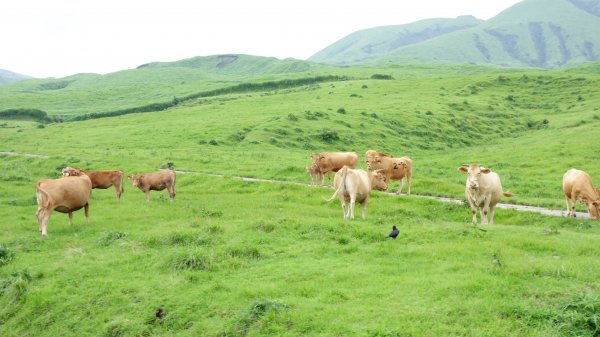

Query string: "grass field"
[[1, 62, 600, 336]]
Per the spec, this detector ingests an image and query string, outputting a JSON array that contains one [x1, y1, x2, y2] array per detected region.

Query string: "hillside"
[[1, 64, 600, 336], [0, 69, 31, 85], [0, 55, 330, 117], [310, 0, 600, 69]]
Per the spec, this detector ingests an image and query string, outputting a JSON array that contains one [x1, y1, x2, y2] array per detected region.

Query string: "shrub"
[[371, 74, 394, 80], [209, 139, 218, 146], [317, 129, 340, 143], [98, 231, 128, 246], [0, 244, 15, 267], [160, 162, 175, 169], [337, 107, 346, 114], [287, 113, 298, 121]]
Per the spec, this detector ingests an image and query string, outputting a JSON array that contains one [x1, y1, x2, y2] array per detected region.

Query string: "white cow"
[[327, 166, 388, 219], [458, 164, 512, 225]]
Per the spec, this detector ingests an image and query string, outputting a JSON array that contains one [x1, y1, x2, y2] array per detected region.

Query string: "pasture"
[[1, 63, 600, 336]]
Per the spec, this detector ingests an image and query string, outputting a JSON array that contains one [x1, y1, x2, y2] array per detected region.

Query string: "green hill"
[[1, 63, 600, 336], [310, 0, 600, 69], [0, 55, 330, 117]]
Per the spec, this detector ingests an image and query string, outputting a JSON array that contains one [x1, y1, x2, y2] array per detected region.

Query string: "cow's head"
[[586, 197, 600, 220], [62, 167, 83, 177], [369, 169, 388, 191], [458, 164, 491, 190], [127, 174, 141, 187]]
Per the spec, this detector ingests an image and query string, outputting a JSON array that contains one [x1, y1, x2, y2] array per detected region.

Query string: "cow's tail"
[[326, 166, 349, 202], [503, 191, 514, 197], [36, 184, 51, 208]]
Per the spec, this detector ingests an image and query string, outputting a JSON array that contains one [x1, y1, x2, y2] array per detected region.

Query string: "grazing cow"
[[458, 164, 513, 225], [311, 152, 358, 185], [365, 150, 413, 195], [35, 175, 92, 236], [562, 168, 600, 220], [326, 166, 388, 219], [127, 170, 176, 202], [62, 167, 124, 200], [306, 164, 323, 186]]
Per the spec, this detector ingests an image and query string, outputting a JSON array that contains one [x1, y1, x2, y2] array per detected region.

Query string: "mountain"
[[0, 69, 32, 85], [309, 0, 600, 69], [137, 54, 329, 77]]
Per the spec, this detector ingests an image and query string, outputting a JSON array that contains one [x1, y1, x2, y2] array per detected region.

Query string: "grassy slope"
[[1, 64, 600, 336]]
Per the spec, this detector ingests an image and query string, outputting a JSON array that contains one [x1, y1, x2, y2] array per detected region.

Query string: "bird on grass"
[[388, 225, 399, 239]]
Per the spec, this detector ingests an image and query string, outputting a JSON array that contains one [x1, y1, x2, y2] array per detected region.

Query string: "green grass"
[[1, 63, 600, 336]]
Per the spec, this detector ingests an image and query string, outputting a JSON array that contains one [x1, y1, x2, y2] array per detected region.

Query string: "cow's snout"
[[469, 181, 478, 189]]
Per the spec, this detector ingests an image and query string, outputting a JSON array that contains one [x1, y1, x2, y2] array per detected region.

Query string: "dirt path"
[[0, 151, 49, 159], [174, 170, 589, 219]]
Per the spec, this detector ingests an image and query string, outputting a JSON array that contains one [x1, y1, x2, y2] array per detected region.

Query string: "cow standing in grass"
[[311, 152, 358, 185], [327, 166, 388, 220], [306, 164, 323, 186], [365, 150, 412, 195], [36, 175, 92, 236], [62, 167, 124, 200], [562, 168, 600, 219], [127, 170, 176, 202], [458, 164, 513, 225]]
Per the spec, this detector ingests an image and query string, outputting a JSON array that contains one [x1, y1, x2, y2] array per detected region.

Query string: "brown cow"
[[62, 167, 124, 200], [459, 164, 513, 225], [311, 152, 358, 185], [326, 166, 388, 219], [306, 164, 323, 186], [365, 150, 412, 195], [563, 168, 600, 220], [36, 175, 92, 236], [127, 170, 176, 202]]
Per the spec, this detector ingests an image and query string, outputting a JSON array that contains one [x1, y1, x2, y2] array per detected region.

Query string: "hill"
[[0, 69, 32, 85], [310, 0, 600, 69], [1, 64, 600, 336], [0, 55, 330, 117]]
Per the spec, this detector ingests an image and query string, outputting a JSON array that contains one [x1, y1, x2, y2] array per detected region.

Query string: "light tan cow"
[[562, 168, 600, 220], [311, 152, 358, 185], [365, 150, 412, 195], [306, 164, 323, 186], [62, 167, 124, 200], [326, 166, 388, 219], [127, 170, 176, 202], [35, 175, 93, 236], [458, 164, 513, 225]]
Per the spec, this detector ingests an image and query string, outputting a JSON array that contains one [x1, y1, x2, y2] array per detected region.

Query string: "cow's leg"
[[114, 185, 121, 200], [406, 174, 412, 195], [397, 178, 404, 195], [68, 212, 73, 226], [565, 195, 571, 217], [349, 195, 356, 220], [41, 210, 52, 236], [489, 206, 496, 225], [168, 185, 175, 201], [36, 207, 44, 232], [339, 196, 347, 219], [570, 194, 578, 217], [361, 200, 368, 220], [145, 190, 150, 202], [85, 203, 90, 224]]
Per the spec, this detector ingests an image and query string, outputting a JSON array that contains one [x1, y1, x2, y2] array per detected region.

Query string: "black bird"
[[388, 226, 399, 239]]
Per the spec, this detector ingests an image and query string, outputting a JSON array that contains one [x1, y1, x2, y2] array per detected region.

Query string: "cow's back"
[[86, 170, 123, 189], [321, 152, 358, 170], [478, 171, 504, 206], [37, 176, 92, 211], [563, 169, 592, 197], [333, 168, 370, 203]]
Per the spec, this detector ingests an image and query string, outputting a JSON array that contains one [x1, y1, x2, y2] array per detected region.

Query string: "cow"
[[62, 167, 124, 200], [311, 152, 358, 185], [35, 175, 92, 236], [127, 170, 176, 202], [365, 150, 413, 195], [326, 166, 388, 220], [458, 164, 513, 225], [562, 168, 600, 220], [306, 164, 323, 186]]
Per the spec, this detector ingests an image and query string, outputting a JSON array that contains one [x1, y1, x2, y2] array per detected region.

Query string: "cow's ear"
[[458, 167, 468, 173], [480, 168, 491, 174]]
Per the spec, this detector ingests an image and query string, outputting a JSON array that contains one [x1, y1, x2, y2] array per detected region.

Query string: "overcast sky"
[[1, 0, 523, 78]]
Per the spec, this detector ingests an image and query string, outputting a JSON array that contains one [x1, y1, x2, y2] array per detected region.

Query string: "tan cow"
[[306, 164, 323, 186], [62, 167, 124, 200], [562, 168, 600, 220], [459, 164, 513, 225], [311, 152, 358, 185], [365, 150, 413, 195], [326, 166, 388, 219], [35, 175, 92, 236], [127, 170, 176, 202]]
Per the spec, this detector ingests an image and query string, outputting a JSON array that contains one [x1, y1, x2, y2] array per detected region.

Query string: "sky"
[[1, 0, 523, 78]]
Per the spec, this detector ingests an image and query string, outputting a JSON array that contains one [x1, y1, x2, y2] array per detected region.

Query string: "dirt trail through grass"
[[0, 151, 49, 158], [174, 170, 589, 219]]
